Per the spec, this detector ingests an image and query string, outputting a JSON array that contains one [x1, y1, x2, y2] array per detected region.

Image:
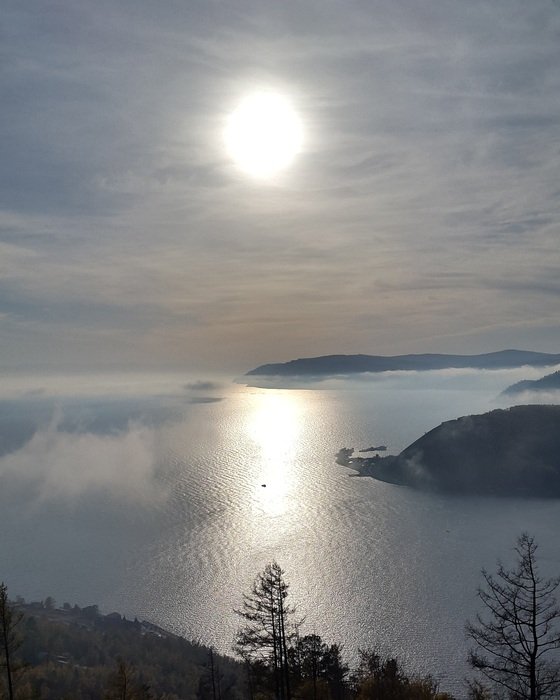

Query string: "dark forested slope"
[[10, 601, 244, 700], [503, 370, 560, 396], [343, 405, 560, 497]]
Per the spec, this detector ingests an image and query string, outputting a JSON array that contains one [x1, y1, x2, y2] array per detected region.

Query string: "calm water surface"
[[1, 371, 559, 696]]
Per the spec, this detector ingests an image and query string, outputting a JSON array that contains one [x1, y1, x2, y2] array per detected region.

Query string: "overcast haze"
[[2, 1, 560, 375]]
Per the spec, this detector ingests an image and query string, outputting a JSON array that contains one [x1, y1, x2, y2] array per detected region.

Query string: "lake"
[[1, 368, 559, 696]]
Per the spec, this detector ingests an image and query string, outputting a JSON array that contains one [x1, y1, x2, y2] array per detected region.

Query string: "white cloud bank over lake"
[[0, 421, 164, 505]]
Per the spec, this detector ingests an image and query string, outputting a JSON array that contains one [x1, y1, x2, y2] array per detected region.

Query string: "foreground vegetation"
[[0, 596, 244, 700], [0, 587, 453, 700], [1, 535, 559, 699]]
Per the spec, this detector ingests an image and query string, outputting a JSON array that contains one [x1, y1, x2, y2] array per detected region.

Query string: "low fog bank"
[[506, 389, 560, 405], [0, 420, 162, 505], [0, 373, 226, 507], [241, 364, 560, 401], [0, 372, 229, 401]]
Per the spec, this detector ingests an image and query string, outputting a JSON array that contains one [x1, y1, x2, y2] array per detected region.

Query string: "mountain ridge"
[[503, 370, 560, 395], [247, 350, 560, 376]]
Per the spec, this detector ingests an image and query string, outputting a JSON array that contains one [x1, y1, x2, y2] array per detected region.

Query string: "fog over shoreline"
[[1, 365, 558, 508], [1, 368, 559, 696]]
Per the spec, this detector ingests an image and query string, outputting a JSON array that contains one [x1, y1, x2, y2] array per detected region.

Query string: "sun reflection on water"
[[246, 391, 302, 517]]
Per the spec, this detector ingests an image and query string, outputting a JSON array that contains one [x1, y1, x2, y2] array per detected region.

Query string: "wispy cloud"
[[2, 0, 559, 372]]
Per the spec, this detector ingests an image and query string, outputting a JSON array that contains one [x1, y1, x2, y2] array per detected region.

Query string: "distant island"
[[247, 350, 560, 377], [338, 405, 560, 497], [502, 370, 560, 396]]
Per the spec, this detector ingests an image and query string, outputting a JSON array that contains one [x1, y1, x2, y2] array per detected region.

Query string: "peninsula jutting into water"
[[338, 404, 560, 497]]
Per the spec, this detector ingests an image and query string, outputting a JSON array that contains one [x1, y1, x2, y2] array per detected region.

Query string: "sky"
[[2, 0, 560, 376]]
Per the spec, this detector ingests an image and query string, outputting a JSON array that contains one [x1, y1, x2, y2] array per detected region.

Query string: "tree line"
[[233, 561, 450, 700], [1, 534, 559, 699], [233, 535, 560, 700], [0, 594, 243, 699]]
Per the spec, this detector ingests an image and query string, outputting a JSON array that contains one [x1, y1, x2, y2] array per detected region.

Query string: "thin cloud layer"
[[2, 1, 560, 373]]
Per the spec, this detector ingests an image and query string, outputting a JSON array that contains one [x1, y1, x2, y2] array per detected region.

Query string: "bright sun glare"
[[225, 92, 303, 179], [247, 392, 301, 517]]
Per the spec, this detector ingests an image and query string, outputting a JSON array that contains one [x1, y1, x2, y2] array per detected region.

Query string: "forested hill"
[[247, 350, 560, 376], [11, 601, 244, 699], [503, 370, 560, 395], [3, 595, 457, 699], [342, 405, 560, 497]]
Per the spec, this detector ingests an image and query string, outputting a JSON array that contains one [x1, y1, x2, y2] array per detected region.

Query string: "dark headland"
[[247, 350, 560, 377], [338, 405, 560, 497], [503, 369, 560, 396]]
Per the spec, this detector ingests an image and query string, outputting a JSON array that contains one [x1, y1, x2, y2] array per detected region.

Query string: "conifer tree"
[[467, 534, 560, 700], [103, 658, 153, 700], [234, 562, 300, 700], [0, 582, 24, 700]]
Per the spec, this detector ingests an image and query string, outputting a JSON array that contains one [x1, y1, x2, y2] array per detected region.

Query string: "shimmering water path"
[[1, 371, 559, 696]]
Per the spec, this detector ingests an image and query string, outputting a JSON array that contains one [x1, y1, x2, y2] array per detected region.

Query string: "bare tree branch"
[[466, 534, 560, 700]]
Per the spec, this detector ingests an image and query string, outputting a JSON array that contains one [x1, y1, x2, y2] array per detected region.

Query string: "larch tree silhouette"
[[467, 534, 560, 700]]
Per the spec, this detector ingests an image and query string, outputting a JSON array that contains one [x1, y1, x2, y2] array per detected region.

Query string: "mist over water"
[[0, 368, 559, 695]]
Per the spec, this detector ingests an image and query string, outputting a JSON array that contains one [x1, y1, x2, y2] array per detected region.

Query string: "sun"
[[224, 92, 303, 179]]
